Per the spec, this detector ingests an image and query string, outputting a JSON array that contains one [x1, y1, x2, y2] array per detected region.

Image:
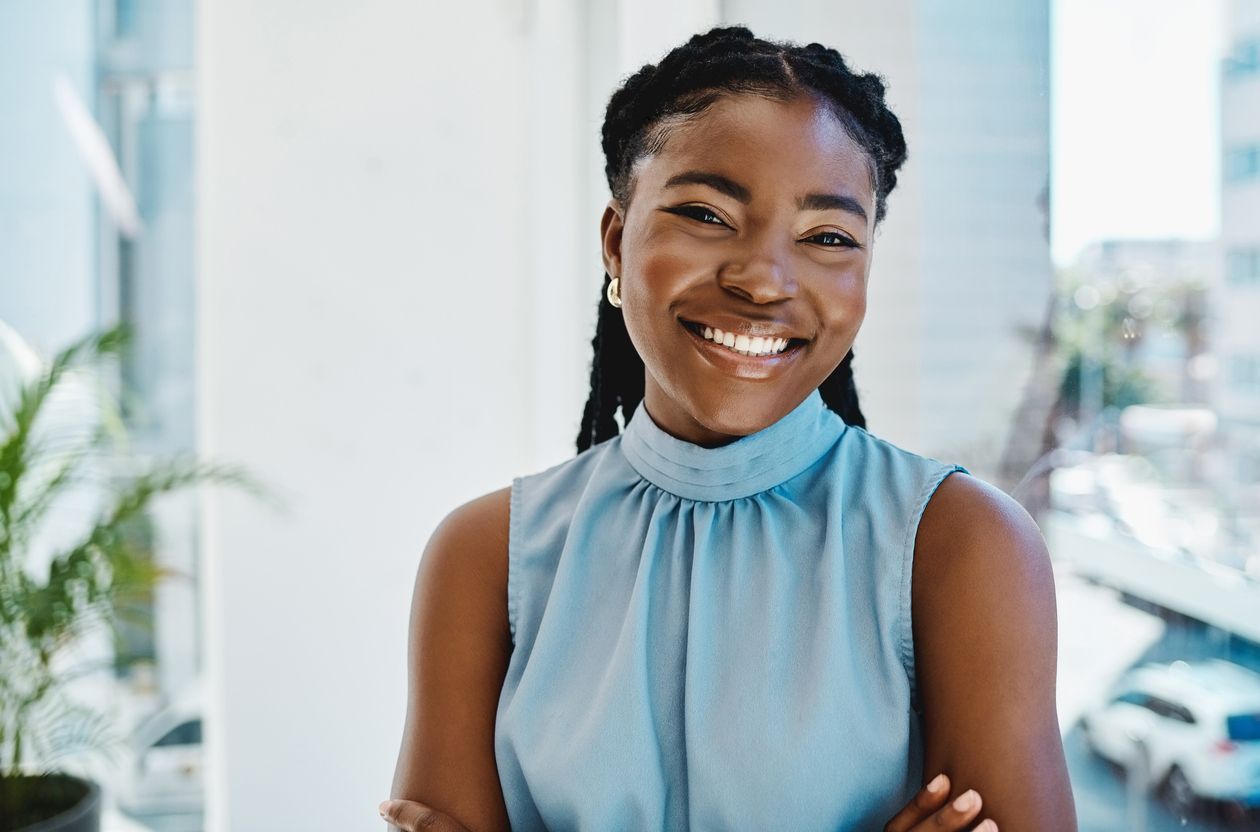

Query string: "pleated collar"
[[618, 388, 846, 502]]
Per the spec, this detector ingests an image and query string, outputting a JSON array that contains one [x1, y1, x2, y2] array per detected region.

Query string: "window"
[[1145, 697, 1197, 724], [1226, 712, 1260, 741], [154, 718, 202, 748], [1224, 145, 1260, 183], [1111, 690, 1149, 707]]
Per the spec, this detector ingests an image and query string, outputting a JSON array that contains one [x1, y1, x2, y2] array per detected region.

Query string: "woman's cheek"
[[634, 241, 710, 293], [818, 272, 867, 328], [616, 283, 663, 368]]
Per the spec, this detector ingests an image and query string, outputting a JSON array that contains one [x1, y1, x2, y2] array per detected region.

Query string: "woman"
[[381, 25, 1077, 831]]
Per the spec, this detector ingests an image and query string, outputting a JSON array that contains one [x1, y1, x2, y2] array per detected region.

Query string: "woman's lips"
[[678, 318, 807, 379]]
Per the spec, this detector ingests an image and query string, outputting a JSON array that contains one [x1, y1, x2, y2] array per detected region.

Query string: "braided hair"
[[577, 25, 908, 453]]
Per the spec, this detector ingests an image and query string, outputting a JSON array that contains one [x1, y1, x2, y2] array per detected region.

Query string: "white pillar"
[[197, 3, 540, 829]]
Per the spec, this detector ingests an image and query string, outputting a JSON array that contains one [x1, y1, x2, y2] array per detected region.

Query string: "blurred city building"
[[1219, 0, 1260, 498], [1072, 239, 1217, 410]]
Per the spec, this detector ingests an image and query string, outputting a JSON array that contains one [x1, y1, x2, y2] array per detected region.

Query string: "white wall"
[[198, 2, 546, 829]]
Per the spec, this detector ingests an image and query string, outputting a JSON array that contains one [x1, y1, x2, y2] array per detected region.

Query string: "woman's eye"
[[671, 205, 727, 226], [666, 207, 858, 249], [807, 231, 861, 249]]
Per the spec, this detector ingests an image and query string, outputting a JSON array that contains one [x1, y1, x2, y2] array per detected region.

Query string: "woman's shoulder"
[[430, 485, 512, 570], [442, 484, 512, 523], [914, 470, 1043, 572], [419, 486, 514, 635]]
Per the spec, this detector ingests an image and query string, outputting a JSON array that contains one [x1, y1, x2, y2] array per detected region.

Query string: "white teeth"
[[697, 323, 792, 356]]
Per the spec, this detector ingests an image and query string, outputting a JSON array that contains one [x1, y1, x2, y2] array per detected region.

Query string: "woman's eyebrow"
[[664, 170, 751, 202], [800, 192, 868, 223], [663, 169, 868, 223]]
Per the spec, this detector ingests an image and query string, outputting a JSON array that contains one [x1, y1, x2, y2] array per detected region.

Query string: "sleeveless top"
[[494, 389, 970, 830]]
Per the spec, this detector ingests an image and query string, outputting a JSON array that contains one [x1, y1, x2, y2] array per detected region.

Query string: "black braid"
[[818, 348, 866, 429], [577, 25, 901, 453], [578, 272, 643, 451]]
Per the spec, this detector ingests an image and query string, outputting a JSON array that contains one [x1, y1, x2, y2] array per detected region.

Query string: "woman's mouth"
[[678, 318, 808, 378], [680, 318, 807, 357]]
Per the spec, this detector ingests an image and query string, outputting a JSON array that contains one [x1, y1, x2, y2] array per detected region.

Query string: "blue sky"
[[1051, 0, 1226, 267]]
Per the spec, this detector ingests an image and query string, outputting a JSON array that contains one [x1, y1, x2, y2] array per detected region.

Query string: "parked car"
[[1078, 658, 1260, 816], [114, 679, 204, 818]]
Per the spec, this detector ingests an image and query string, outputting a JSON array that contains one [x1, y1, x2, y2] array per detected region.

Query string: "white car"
[[114, 680, 204, 819], [1078, 658, 1260, 816]]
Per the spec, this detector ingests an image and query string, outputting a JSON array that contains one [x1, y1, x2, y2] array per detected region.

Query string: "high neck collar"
[[618, 389, 845, 502]]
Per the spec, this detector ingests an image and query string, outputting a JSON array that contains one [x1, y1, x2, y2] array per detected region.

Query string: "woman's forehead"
[[636, 94, 874, 202]]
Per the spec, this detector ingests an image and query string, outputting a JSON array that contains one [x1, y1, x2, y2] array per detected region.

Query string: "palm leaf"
[[0, 321, 273, 779], [0, 325, 129, 536]]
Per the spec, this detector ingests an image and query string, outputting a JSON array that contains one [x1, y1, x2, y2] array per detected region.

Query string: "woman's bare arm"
[[388, 486, 514, 832], [911, 472, 1078, 830]]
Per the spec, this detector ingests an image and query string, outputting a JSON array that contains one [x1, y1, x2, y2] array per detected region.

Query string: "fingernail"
[[978, 821, 998, 832], [927, 773, 946, 793], [953, 789, 978, 811], [378, 800, 392, 817]]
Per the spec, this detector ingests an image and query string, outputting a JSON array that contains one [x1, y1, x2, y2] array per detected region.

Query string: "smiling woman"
[[601, 91, 873, 440], [385, 24, 1077, 832]]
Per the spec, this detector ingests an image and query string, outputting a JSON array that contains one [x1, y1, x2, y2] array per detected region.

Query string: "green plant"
[[0, 321, 268, 792]]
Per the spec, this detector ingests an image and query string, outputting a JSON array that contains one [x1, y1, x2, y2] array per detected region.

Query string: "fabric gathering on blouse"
[[494, 388, 970, 831]]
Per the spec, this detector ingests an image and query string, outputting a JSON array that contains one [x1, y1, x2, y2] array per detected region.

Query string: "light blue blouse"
[[494, 388, 970, 830]]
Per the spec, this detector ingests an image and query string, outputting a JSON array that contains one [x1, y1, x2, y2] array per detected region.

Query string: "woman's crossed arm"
[[911, 472, 1079, 830], [385, 487, 515, 832]]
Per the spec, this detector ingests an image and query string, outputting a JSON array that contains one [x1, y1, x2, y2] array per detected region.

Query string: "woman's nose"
[[716, 251, 796, 304]]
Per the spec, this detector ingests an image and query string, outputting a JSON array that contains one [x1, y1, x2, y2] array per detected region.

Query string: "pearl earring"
[[607, 276, 623, 308]]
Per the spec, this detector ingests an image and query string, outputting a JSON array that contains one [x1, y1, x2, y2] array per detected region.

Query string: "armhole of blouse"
[[507, 475, 523, 648], [898, 462, 970, 718]]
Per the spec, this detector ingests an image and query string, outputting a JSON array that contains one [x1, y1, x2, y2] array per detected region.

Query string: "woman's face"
[[600, 92, 876, 447]]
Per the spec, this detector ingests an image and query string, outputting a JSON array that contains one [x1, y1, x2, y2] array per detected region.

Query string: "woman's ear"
[[600, 198, 625, 278]]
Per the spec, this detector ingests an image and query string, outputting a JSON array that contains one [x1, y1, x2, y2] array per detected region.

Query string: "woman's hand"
[[377, 775, 994, 832], [378, 798, 475, 831], [883, 773, 998, 832]]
